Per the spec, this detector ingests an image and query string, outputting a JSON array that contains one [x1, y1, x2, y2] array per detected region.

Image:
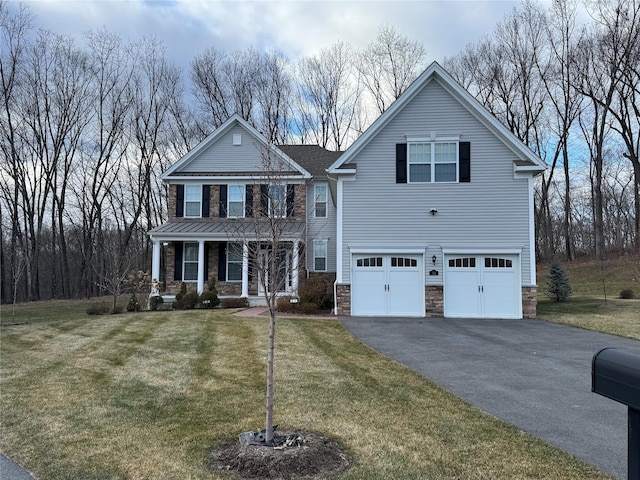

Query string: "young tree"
[[546, 259, 572, 301], [229, 143, 306, 444]]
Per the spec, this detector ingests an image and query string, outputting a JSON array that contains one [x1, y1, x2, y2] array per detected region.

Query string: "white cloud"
[[20, 0, 534, 69]]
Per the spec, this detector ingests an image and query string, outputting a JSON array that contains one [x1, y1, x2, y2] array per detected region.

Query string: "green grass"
[[1, 303, 611, 479], [537, 256, 640, 340]]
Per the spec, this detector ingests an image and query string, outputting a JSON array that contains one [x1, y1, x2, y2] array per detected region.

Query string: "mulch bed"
[[209, 430, 352, 479]]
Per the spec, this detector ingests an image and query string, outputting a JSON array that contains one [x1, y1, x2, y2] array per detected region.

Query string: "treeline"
[[1, 0, 638, 303], [444, 0, 639, 260]]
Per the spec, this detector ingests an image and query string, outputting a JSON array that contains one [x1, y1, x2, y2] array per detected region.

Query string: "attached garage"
[[351, 253, 425, 317], [444, 253, 522, 319]]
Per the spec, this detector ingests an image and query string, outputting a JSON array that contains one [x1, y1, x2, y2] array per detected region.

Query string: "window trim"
[[407, 138, 460, 184], [184, 185, 202, 218], [183, 242, 199, 282], [226, 242, 243, 282], [314, 184, 328, 218], [227, 184, 245, 218], [313, 240, 328, 272]]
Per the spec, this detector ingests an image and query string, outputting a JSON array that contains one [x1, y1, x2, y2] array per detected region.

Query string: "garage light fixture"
[[430, 209, 438, 215]]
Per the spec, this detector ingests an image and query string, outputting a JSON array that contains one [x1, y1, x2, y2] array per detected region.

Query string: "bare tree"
[[295, 41, 361, 149], [574, 0, 639, 258], [228, 144, 306, 444], [358, 25, 426, 115]]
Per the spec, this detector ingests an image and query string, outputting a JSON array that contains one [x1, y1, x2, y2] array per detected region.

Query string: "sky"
[[19, 0, 533, 70]]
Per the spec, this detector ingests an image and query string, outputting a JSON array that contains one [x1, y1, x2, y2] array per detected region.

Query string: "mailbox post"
[[592, 348, 640, 480]]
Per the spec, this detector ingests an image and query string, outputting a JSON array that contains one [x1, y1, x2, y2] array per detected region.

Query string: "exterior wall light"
[[432, 255, 437, 265], [430, 209, 438, 215]]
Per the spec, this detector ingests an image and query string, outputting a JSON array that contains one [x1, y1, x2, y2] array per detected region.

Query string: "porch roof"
[[148, 219, 306, 242]]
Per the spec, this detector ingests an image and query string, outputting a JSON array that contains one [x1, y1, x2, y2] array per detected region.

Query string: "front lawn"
[[537, 257, 640, 340], [1, 304, 611, 479]]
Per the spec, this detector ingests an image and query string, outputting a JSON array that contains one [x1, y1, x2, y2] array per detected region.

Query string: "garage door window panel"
[[356, 257, 383, 267], [485, 257, 513, 268], [448, 257, 476, 268]]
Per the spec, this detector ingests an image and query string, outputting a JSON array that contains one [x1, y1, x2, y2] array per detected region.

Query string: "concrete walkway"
[[341, 316, 640, 480]]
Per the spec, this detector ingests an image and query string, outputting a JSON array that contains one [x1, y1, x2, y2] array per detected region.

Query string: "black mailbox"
[[592, 347, 640, 480], [592, 347, 640, 410]]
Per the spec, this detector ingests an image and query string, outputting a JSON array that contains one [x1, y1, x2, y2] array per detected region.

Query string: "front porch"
[[150, 238, 304, 299]]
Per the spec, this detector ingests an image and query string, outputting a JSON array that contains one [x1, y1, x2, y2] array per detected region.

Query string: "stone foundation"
[[522, 286, 537, 319], [335, 284, 351, 316], [426, 285, 444, 317]]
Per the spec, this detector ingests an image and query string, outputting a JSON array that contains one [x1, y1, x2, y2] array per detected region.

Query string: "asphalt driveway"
[[341, 316, 640, 480]]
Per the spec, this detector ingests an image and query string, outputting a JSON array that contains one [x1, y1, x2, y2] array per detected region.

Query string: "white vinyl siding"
[[184, 185, 201, 217], [182, 124, 271, 174], [339, 78, 534, 288], [306, 182, 337, 273]]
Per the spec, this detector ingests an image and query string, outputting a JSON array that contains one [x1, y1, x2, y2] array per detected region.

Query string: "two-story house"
[[148, 115, 340, 301], [149, 62, 546, 318]]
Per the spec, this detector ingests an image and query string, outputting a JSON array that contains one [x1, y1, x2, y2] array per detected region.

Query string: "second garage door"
[[444, 254, 522, 318], [351, 254, 424, 317]]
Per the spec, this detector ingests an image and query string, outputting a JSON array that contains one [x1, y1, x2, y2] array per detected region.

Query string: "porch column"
[[197, 240, 205, 293], [242, 242, 249, 297], [292, 240, 300, 295], [151, 240, 161, 284]]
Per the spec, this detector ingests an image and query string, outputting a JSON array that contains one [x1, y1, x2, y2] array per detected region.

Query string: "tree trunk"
[[265, 309, 276, 443]]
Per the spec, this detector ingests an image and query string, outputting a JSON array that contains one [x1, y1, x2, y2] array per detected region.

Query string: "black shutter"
[[286, 184, 295, 217], [174, 242, 183, 281], [260, 185, 268, 216], [245, 185, 253, 217], [202, 185, 210, 217], [396, 144, 407, 183], [459, 142, 471, 183], [218, 242, 226, 281], [219, 184, 227, 218], [176, 185, 184, 217]]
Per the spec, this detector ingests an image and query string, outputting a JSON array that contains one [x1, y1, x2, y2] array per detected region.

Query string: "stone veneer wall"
[[335, 284, 351, 316], [166, 183, 306, 220], [522, 286, 537, 319], [425, 285, 444, 317]]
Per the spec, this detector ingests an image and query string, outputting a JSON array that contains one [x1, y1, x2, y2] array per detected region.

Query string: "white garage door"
[[444, 255, 521, 319], [351, 254, 424, 317]]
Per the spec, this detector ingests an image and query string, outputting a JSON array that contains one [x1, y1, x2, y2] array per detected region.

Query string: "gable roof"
[[278, 145, 343, 180], [327, 61, 547, 174], [161, 114, 312, 180]]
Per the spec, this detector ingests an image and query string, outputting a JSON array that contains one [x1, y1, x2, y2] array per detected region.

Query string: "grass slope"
[[1, 302, 611, 479], [537, 256, 640, 340]]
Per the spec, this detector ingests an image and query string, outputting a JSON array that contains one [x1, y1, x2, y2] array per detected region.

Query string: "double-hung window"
[[269, 185, 286, 218], [226, 242, 243, 282], [408, 141, 458, 183], [313, 240, 327, 272], [184, 185, 202, 217], [227, 185, 245, 218], [314, 184, 327, 218], [183, 242, 199, 281]]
